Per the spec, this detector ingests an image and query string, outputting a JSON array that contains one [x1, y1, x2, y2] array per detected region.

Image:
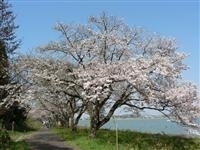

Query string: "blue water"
[[79, 118, 189, 135]]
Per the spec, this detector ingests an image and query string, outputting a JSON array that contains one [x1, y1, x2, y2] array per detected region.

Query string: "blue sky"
[[10, 0, 199, 85]]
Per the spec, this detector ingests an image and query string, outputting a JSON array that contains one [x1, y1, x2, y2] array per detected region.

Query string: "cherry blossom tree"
[[16, 55, 86, 131], [0, 58, 31, 129], [19, 12, 199, 137]]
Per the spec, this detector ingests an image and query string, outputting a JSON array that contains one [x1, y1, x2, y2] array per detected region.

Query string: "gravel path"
[[25, 128, 74, 150]]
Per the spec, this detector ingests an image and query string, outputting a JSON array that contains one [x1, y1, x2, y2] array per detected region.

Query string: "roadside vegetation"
[[0, 118, 41, 149], [0, 128, 30, 150], [55, 127, 200, 150], [3, 140, 30, 150], [0, 1, 30, 149]]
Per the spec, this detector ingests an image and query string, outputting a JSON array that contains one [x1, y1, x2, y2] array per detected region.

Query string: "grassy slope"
[[55, 127, 200, 150]]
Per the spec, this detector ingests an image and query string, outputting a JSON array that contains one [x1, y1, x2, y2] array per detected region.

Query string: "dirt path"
[[25, 128, 74, 150]]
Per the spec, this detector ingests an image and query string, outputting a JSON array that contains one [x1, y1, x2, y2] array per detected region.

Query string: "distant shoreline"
[[82, 117, 167, 121], [113, 117, 166, 120], [79, 118, 193, 136]]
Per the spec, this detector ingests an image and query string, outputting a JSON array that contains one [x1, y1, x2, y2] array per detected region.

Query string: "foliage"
[[0, 119, 32, 150], [0, 129, 29, 150], [8, 141, 30, 150], [0, 40, 9, 86], [0, 138, 29, 150], [0, 129, 11, 148], [0, 101, 30, 131], [0, 39, 9, 110], [0, 118, 42, 150], [0, 0, 20, 54], [55, 127, 200, 150]]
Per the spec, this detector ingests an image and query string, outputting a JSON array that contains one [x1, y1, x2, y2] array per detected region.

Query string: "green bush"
[[0, 129, 11, 149]]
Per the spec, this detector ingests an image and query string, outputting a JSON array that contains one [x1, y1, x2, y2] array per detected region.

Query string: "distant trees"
[[18, 12, 200, 138]]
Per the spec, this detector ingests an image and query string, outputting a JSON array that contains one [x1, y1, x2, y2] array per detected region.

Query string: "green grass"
[[54, 127, 200, 150], [6, 141, 30, 150]]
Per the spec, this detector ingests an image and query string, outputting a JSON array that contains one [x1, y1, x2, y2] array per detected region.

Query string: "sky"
[[10, 0, 199, 86]]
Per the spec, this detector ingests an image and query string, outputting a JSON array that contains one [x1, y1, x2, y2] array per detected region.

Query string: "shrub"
[[0, 129, 11, 148]]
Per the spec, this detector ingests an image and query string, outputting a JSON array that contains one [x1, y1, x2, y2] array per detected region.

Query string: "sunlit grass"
[[54, 127, 200, 150]]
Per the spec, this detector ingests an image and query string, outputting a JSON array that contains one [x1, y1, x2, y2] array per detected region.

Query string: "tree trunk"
[[70, 116, 77, 132], [89, 108, 101, 138], [60, 119, 69, 128], [88, 97, 125, 138], [89, 118, 98, 138], [11, 121, 15, 132], [71, 124, 77, 132]]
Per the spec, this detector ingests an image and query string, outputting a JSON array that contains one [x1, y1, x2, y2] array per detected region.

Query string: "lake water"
[[79, 118, 200, 136]]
